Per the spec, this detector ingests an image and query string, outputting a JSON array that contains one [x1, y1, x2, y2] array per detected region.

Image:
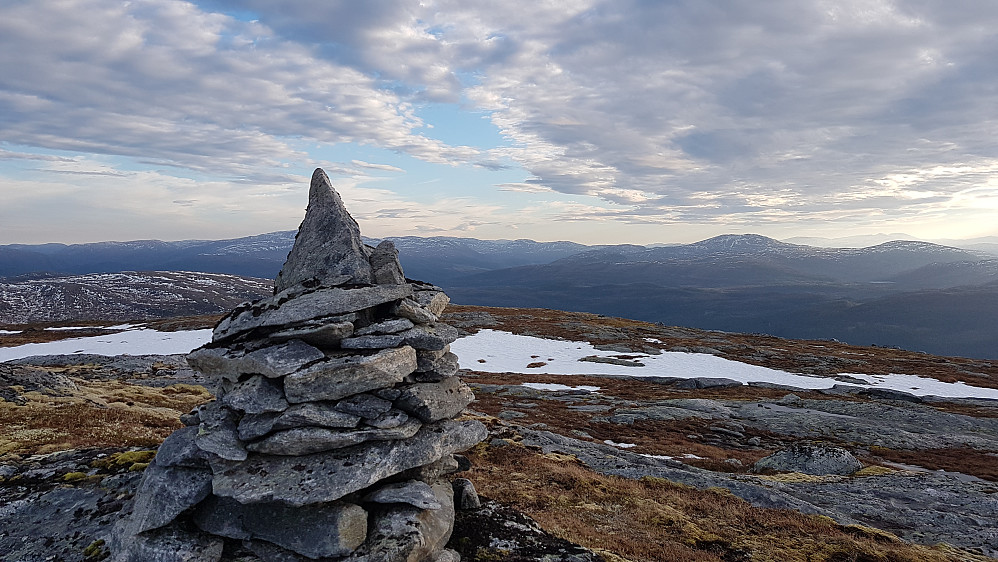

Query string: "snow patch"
[[452, 329, 998, 400], [604, 440, 637, 448], [522, 383, 600, 392], [835, 372, 998, 399], [640, 453, 705, 460], [0, 329, 212, 361]]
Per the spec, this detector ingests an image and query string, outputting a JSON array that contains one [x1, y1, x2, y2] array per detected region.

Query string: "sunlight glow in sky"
[[2, 1, 997, 245]]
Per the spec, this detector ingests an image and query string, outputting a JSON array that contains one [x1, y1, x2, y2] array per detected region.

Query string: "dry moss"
[[92, 450, 157, 471], [62, 471, 88, 482], [754, 472, 846, 483], [854, 465, 898, 477], [0, 380, 209, 457], [870, 446, 998, 482]]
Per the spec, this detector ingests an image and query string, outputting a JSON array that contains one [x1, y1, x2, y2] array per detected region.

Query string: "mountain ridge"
[[3, 232, 998, 358]]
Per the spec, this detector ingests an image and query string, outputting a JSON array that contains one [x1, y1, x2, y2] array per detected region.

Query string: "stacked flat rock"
[[111, 169, 487, 562]]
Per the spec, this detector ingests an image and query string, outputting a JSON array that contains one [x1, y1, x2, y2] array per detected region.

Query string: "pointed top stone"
[[275, 168, 373, 293]]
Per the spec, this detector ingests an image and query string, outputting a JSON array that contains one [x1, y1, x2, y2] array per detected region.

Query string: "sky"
[[2, 0, 997, 246]]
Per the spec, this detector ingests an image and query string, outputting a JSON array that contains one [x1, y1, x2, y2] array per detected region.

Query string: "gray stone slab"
[[335, 393, 393, 419], [127, 462, 213, 534], [369, 240, 406, 285], [154, 426, 209, 468], [365, 408, 409, 429], [395, 377, 475, 422], [396, 454, 460, 482], [197, 495, 367, 559], [195, 406, 247, 462], [112, 521, 223, 562], [237, 412, 281, 441], [246, 418, 422, 455], [274, 402, 361, 430], [452, 478, 481, 510], [374, 387, 402, 401], [392, 298, 437, 324], [267, 320, 355, 348], [399, 323, 459, 351], [365, 480, 442, 510], [249, 426, 364, 456], [221, 375, 288, 414], [187, 340, 324, 381], [346, 482, 454, 562], [192, 495, 252, 540], [340, 334, 404, 349], [413, 290, 450, 316], [673, 377, 743, 389], [214, 284, 411, 342], [246, 501, 368, 559], [354, 318, 414, 336], [415, 347, 451, 371], [212, 419, 487, 506], [284, 346, 417, 403], [411, 351, 460, 382]]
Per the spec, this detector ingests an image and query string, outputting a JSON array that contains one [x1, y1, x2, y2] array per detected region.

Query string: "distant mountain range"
[[785, 233, 998, 257], [2, 232, 997, 358]]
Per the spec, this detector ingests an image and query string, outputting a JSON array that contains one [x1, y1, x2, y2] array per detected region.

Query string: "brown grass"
[[0, 380, 211, 458], [870, 447, 998, 482], [463, 370, 854, 404], [463, 441, 991, 562]]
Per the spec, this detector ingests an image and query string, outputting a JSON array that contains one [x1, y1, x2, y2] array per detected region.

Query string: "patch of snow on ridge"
[[639, 453, 706, 461], [0, 330, 21, 335], [451, 329, 998, 400], [522, 383, 600, 392], [0, 329, 212, 362], [604, 440, 637, 448], [835, 372, 998, 399]]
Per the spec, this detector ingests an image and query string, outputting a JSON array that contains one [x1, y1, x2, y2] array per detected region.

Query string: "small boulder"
[[752, 443, 862, 476], [369, 240, 406, 285]]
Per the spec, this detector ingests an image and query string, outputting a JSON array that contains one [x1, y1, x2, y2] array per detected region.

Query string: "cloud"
[[0, 149, 76, 162], [350, 160, 405, 173], [3, 0, 998, 243], [326, 0, 997, 228], [0, 0, 481, 179]]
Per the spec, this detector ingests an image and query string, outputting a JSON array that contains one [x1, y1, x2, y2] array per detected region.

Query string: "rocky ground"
[[2, 306, 997, 561]]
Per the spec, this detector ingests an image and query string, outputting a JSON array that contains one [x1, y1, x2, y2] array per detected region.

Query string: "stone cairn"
[[112, 169, 487, 562]]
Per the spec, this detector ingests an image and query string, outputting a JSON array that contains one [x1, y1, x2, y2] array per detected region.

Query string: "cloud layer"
[[2, 0, 997, 243]]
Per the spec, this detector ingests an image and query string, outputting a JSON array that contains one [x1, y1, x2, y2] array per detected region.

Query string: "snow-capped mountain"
[[0, 271, 272, 324]]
